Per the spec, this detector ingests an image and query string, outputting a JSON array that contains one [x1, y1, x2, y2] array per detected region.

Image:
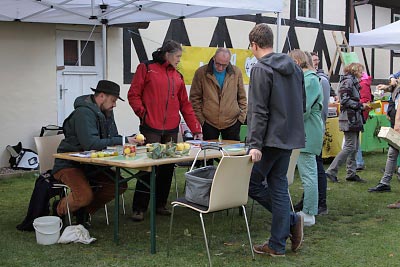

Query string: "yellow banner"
[[179, 46, 256, 85]]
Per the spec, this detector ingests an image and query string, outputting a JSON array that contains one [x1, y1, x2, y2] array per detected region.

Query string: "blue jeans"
[[248, 147, 296, 254], [356, 142, 364, 167]]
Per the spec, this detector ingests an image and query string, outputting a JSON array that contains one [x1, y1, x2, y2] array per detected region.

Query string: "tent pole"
[[102, 24, 107, 79], [276, 12, 281, 53]]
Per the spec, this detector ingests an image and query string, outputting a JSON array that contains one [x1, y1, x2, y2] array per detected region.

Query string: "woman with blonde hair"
[[289, 49, 324, 226], [325, 63, 371, 183]]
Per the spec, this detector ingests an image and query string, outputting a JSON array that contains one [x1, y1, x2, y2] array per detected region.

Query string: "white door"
[[56, 30, 103, 125]]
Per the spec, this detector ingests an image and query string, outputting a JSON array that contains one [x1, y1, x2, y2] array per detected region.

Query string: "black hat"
[[91, 80, 124, 101]]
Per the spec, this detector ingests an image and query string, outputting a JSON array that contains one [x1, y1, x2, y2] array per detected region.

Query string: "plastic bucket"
[[33, 216, 63, 245]]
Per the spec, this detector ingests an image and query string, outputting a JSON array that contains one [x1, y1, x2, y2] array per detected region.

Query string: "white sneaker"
[[297, 211, 315, 227]]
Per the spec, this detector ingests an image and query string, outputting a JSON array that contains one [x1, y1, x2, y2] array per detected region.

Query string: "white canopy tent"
[[349, 20, 400, 50], [1, 0, 283, 78]]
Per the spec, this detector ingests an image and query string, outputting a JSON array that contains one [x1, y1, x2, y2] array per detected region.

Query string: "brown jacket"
[[189, 59, 247, 130]]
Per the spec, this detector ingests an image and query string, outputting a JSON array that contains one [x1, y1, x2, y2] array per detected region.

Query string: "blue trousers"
[[248, 147, 297, 254]]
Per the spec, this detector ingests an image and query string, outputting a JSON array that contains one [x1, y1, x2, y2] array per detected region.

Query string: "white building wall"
[[0, 22, 57, 168]]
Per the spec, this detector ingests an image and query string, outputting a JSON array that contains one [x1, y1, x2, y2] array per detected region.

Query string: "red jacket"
[[359, 75, 372, 121], [128, 61, 202, 133]]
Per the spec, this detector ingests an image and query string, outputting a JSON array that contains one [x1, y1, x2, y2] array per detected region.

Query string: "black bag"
[[6, 142, 39, 170], [184, 166, 216, 206], [16, 170, 62, 231], [40, 125, 63, 137]]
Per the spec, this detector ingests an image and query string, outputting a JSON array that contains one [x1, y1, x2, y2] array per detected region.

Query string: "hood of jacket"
[[257, 52, 297, 76], [316, 69, 330, 80]]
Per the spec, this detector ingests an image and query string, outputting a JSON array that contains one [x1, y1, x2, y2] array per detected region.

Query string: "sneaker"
[[346, 174, 366, 183], [317, 206, 328, 215], [387, 201, 400, 209], [131, 211, 144, 222], [326, 172, 339, 183], [253, 242, 285, 257], [290, 213, 304, 252], [156, 207, 171, 216], [297, 211, 315, 227], [368, 183, 391, 192]]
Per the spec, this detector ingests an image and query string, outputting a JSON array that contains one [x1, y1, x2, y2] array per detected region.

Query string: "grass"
[[1, 151, 400, 267]]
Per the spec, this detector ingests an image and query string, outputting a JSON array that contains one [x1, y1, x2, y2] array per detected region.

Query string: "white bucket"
[[33, 216, 63, 245]]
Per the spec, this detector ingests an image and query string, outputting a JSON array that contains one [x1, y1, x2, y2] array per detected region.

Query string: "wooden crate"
[[378, 127, 400, 150]]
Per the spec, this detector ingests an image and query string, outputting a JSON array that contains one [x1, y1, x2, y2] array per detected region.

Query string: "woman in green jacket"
[[289, 49, 324, 227]]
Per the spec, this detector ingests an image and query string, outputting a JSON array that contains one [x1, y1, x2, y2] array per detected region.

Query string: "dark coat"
[[338, 75, 364, 132], [246, 52, 305, 151]]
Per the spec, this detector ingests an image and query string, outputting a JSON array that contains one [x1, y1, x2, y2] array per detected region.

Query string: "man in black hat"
[[52, 80, 142, 224]]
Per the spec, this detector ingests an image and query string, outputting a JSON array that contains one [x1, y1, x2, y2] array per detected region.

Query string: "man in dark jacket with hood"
[[52, 80, 141, 222], [247, 23, 306, 257]]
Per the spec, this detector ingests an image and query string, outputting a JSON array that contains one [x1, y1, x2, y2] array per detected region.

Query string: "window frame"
[[296, 0, 320, 23]]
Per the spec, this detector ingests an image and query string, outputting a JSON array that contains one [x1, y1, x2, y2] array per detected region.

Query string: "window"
[[296, 0, 319, 22], [63, 39, 95, 66]]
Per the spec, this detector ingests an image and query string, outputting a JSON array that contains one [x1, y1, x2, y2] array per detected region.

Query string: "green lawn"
[[1, 151, 400, 267]]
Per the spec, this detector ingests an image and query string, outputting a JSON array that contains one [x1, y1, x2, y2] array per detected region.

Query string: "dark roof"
[[357, 0, 400, 10]]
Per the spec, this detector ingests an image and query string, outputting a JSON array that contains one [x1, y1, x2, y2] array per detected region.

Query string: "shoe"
[[253, 242, 285, 257], [156, 207, 171, 216], [387, 201, 400, 209], [317, 206, 328, 215], [326, 172, 339, 183], [356, 165, 365, 171], [290, 213, 304, 252], [297, 211, 315, 227], [346, 175, 366, 183], [368, 183, 391, 192], [131, 211, 144, 222]]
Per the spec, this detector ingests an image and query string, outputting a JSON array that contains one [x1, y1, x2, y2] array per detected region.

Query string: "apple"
[[124, 147, 131, 155], [90, 152, 98, 158], [136, 133, 145, 142], [176, 143, 184, 151], [97, 151, 105, 158], [183, 143, 191, 150]]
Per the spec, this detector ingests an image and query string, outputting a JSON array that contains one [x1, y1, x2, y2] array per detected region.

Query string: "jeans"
[[326, 131, 359, 178], [248, 147, 296, 254], [316, 153, 327, 209], [380, 145, 399, 185], [356, 143, 364, 168]]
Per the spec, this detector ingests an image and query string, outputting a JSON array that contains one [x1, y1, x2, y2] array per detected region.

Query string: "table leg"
[[150, 166, 156, 254], [114, 167, 121, 244]]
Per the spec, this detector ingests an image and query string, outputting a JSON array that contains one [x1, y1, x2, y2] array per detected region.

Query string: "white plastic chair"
[[34, 134, 72, 225], [168, 155, 254, 267]]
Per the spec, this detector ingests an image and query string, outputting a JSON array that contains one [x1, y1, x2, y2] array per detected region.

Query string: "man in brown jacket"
[[190, 48, 247, 141]]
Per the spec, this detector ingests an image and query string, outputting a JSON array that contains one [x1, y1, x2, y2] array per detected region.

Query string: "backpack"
[[6, 142, 39, 170], [16, 170, 63, 231]]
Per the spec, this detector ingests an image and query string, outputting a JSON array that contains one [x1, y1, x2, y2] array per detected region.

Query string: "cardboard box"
[[374, 100, 389, 115], [378, 127, 400, 150]]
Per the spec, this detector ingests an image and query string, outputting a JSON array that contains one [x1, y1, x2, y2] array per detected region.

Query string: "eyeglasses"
[[214, 61, 229, 68], [248, 42, 255, 49]]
